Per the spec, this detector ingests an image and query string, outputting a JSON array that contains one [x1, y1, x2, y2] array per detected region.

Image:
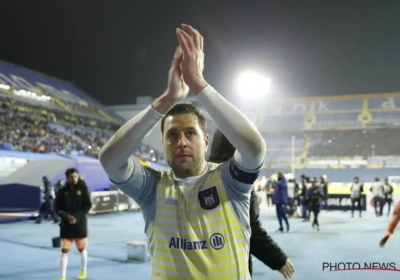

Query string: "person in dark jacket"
[[265, 178, 274, 208], [371, 177, 385, 217], [307, 179, 324, 230], [383, 178, 394, 217], [36, 176, 59, 224], [350, 176, 364, 218], [287, 178, 296, 217], [54, 179, 65, 196], [209, 129, 294, 279], [55, 168, 92, 280], [320, 175, 328, 210], [272, 172, 290, 232]]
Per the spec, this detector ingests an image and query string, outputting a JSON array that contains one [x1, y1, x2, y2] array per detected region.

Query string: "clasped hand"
[[279, 259, 295, 279], [165, 24, 209, 101], [67, 215, 76, 224]]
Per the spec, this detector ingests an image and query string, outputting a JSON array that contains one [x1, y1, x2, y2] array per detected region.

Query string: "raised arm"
[[176, 24, 266, 171], [99, 104, 164, 183], [98, 47, 189, 184], [196, 86, 266, 170], [380, 201, 400, 247]]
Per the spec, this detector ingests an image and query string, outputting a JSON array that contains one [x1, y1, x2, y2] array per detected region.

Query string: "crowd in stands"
[[0, 98, 161, 161], [2, 94, 400, 164], [308, 128, 400, 158]]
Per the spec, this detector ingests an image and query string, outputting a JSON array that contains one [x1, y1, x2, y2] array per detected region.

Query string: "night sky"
[[1, 0, 400, 106]]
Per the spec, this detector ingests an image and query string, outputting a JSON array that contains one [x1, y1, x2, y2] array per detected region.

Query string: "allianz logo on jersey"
[[168, 233, 225, 251]]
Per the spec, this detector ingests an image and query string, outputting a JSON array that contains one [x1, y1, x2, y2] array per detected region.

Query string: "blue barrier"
[[0, 183, 41, 212], [0, 150, 64, 159]]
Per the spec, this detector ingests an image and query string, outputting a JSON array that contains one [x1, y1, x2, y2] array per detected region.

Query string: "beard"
[[168, 156, 204, 178]]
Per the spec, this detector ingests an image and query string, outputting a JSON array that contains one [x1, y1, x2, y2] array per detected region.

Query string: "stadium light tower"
[[236, 71, 271, 97]]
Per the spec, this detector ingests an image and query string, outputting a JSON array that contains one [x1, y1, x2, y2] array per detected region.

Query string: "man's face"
[[162, 113, 209, 177], [67, 172, 79, 185]]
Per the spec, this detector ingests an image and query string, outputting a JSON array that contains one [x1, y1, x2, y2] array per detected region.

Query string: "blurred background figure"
[[320, 175, 328, 210], [265, 177, 274, 209], [383, 178, 394, 217], [370, 177, 385, 217], [36, 176, 58, 224], [350, 176, 364, 218], [54, 179, 65, 196], [287, 178, 297, 217], [273, 172, 289, 232], [299, 175, 311, 221], [307, 178, 324, 231]]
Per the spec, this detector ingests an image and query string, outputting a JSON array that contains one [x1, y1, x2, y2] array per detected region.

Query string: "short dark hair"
[[160, 103, 207, 135], [65, 168, 78, 177]]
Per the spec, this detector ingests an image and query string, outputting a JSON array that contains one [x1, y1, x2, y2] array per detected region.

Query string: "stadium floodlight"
[[236, 71, 271, 97]]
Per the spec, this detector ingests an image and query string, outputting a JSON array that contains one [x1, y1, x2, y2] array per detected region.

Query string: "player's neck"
[[174, 160, 207, 179]]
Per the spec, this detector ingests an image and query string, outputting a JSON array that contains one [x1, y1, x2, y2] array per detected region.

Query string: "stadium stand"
[[1, 57, 400, 219], [262, 132, 305, 166], [245, 92, 400, 182], [0, 60, 164, 220], [0, 98, 162, 161], [308, 128, 400, 158], [0, 62, 163, 161]]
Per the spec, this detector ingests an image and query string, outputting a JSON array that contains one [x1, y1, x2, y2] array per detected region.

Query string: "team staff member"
[[383, 178, 394, 217], [55, 168, 92, 280], [208, 129, 294, 278], [299, 175, 310, 221], [350, 176, 363, 218], [36, 176, 59, 224], [265, 178, 274, 208], [307, 179, 324, 230], [273, 172, 289, 232], [320, 175, 328, 209], [287, 179, 296, 217], [370, 177, 384, 216], [99, 24, 266, 279]]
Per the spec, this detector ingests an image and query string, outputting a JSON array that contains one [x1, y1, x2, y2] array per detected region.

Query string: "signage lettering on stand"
[[327, 194, 366, 211]]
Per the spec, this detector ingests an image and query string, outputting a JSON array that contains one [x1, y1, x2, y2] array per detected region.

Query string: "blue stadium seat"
[[368, 97, 400, 109], [319, 99, 362, 111], [266, 136, 304, 149], [370, 111, 400, 122], [260, 115, 304, 131], [316, 113, 359, 122]]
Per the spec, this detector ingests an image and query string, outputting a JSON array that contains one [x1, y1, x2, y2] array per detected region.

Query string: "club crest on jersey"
[[198, 186, 220, 210]]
